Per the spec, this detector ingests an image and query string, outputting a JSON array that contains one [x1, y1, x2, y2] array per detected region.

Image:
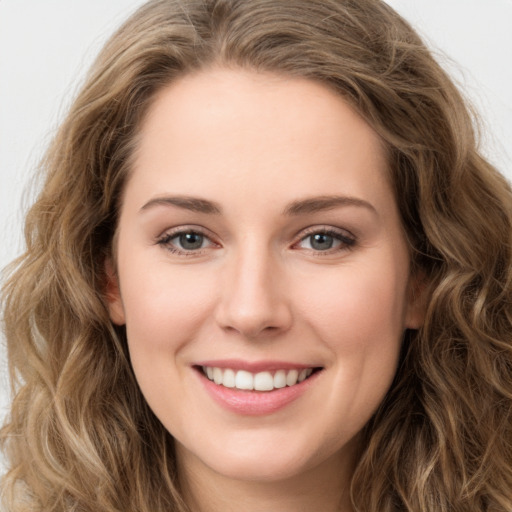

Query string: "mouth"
[[193, 361, 324, 415], [198, 365, 322, 392]]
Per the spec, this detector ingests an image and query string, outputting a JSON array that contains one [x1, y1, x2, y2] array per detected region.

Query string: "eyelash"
[[295, 226, 356, 255], [156, 227, 215, 256], [156, 226, 356, 256]]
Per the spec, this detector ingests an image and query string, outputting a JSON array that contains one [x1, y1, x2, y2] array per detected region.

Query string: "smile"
[[195, 362, 324, 415], [202, 366, 316, 391]]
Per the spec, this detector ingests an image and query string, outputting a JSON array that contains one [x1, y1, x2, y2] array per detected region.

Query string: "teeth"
[[298, 369, 308, 382], [223, 368, 236, 388], [202, 366, 315, 391], [213, 367, 223, 385], [273, 370, 287, 389], [254, 371, 274, 391], [235, 370, 254, 390], [286, 369, 299, 386]]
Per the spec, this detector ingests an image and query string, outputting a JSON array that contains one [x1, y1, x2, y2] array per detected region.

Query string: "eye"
[[175, 232, 206, 251], [156, 228, 216, 255], [295, 228, 356, 253], [303, 233, 338, 251]]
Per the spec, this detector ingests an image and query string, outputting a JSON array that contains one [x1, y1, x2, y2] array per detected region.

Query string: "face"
[[107, 68, 424, 486]]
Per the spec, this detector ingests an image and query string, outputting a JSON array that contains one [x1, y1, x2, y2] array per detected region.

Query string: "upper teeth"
[[203, 367, 314, 391]]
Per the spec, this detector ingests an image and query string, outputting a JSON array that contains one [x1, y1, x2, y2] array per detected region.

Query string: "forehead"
[[127, 68, 392, 215]]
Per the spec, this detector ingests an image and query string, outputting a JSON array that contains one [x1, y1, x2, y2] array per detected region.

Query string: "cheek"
[[118, 259, 219, 425], [294, 260, 408, 397], [298, 262, 408, 341], [119, 257, 218, 360]]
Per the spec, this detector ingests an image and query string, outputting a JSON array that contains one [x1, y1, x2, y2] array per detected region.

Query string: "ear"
[[104, 258, 126, 325], [405, 270, 429, 330]]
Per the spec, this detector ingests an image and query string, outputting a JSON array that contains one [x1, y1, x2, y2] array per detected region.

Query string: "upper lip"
[[194, 359, 321, 373]]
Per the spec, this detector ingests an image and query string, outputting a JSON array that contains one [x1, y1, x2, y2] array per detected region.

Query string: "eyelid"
[[155, 224, 356, 256], [292, 225, 356, 253], [156, 225, 219, 255]]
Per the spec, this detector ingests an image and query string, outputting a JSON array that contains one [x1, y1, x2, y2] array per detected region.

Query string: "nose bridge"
[[216, 237, 291, 338]]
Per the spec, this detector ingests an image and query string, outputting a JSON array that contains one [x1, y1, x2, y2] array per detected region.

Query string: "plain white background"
[[1, 1, 511, 468]]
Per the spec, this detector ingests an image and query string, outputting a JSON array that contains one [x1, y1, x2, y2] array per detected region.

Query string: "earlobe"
[[104, 258, 126, 325], [405, 270, 429, 330]]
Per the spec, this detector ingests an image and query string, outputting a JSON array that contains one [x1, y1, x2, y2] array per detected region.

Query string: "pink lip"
[[194, 364, 322, 416], [195, 359, 318, 373]]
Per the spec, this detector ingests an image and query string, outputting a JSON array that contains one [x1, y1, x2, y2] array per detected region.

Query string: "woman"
[[1, 0, 511, 511]]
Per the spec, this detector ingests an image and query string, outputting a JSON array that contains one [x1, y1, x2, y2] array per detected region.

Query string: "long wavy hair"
[[2, 0, 511, 510]]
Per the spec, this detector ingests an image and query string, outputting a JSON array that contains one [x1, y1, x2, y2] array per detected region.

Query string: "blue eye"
[[297, 229, 355, 252], [308, 233, 336, 250], [157, 230, 213, 254], [176, 232, 205, 250]]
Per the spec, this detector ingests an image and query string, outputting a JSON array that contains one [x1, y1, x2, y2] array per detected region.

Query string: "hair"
[[1, 0, 511, 510]]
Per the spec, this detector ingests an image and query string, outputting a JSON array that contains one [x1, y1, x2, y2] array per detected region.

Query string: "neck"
[[176, 442, 357, 512]]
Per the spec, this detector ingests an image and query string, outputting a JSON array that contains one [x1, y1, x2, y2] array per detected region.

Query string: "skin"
[[107, 68, 425, 512]]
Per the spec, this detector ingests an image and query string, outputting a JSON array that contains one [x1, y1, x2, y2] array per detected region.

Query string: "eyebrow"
[[140, 196, 222, 214], [140, 194, 376, 216], [282, 195, 377, 216]]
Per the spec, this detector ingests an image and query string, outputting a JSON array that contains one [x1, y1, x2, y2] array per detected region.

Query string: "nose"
[[214, 244, 293, 340]]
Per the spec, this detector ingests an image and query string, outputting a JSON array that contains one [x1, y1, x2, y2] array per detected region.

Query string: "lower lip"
[[196, 369, 321, 416]]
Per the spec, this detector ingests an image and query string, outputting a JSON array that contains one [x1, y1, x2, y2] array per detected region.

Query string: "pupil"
[[311, 233, 333, 250], [179, 232, 203, 250]]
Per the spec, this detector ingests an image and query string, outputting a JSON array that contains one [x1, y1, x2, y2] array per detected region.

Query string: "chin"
[[178, 430, 341, 485], [209, 452, 313, 483]]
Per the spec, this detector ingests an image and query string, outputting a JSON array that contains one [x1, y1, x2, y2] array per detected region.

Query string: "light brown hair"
[[2, 1, 511, 510]]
